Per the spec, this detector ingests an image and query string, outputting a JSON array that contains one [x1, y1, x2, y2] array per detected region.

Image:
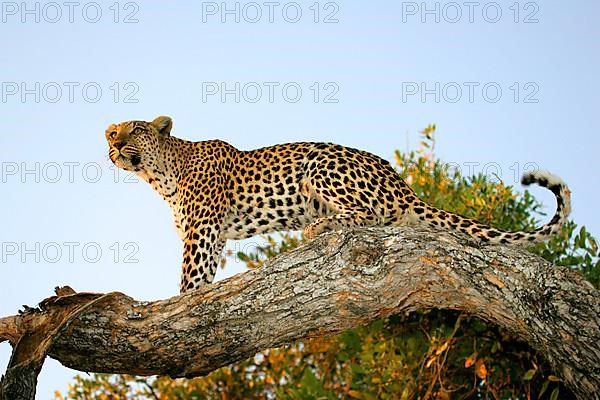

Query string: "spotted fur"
[[106, 116, 572, 293]]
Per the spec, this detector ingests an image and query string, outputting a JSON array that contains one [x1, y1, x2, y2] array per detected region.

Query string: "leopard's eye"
[[109, 131, 117, 140]]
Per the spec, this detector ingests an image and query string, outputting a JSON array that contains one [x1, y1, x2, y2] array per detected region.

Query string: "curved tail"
[[413, 170, 571, 244]]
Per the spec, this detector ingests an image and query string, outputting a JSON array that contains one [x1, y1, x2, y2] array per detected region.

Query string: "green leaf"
[[538, 380, 549, 398], [523, 369, 536, 381], [350, 364, 366, 376], [236, 251, 249, 262]]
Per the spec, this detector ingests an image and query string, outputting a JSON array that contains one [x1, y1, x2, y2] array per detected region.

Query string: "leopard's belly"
[[221, 193, 335, 240]]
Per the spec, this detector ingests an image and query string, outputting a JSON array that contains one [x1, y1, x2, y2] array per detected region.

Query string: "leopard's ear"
[[151, 116, 172, 137]]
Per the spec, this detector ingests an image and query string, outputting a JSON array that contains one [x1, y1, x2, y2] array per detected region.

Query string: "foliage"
[[56, 125, 597, 399]]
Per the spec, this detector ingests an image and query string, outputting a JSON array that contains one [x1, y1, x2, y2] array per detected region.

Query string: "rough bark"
[[1, 227, 599, 399]]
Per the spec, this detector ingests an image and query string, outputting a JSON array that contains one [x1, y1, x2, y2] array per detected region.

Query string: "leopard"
[[106, 116, 572, 293]]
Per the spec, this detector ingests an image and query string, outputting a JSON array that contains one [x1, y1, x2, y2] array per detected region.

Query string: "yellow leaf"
[[548, 375, 561, 382], [464, 352, 477, 368], [435, 341, 449, 355], [475, 359, 487, 380], [426, 356, 436, 368], [348, 390, 366, 399]]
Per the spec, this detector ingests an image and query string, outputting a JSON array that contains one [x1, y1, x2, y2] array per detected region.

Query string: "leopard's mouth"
[[109, 142, 142, 167], [110, 151, 141, 171]]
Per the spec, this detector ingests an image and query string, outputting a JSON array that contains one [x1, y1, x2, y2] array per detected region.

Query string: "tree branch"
[[1, 227, 599, 399]]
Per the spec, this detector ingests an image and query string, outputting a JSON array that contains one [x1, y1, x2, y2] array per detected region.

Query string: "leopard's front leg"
[[178, 172, 229, 294], [180, 226, 225, 293]]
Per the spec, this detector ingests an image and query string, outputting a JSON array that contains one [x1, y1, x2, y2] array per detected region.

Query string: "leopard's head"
[[105, 116, 172, 173]]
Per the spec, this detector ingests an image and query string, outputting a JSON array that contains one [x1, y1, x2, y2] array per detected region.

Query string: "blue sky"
[[1, 1, 599, 397]]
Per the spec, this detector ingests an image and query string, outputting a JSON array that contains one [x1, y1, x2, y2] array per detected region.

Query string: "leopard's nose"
[[113, 141, 125, 150]]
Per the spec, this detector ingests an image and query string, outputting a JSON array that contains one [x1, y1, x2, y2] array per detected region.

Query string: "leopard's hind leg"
[[300, 178, 380, 239], [303, 209, 380, 239]]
